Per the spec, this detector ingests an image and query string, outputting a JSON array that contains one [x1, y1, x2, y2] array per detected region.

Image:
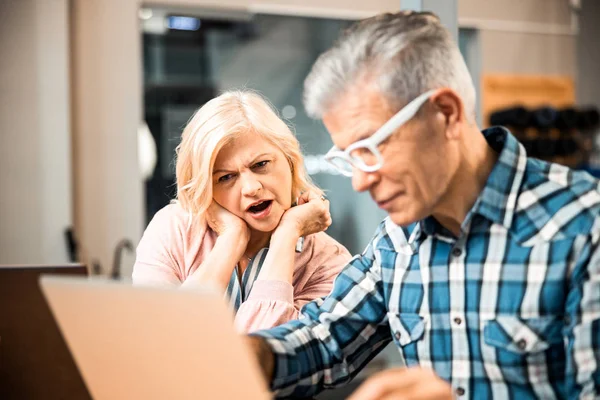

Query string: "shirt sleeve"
[[564, 234, 600, 399], [250, 231, 392, 398], [131, 205, 185, 286], [234, 280, 297, 332], [234, 239, 351, 333]]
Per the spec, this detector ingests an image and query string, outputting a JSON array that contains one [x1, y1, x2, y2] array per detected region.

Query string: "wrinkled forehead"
[[322, 87, 398, 150], [213, 131, 281, 168]]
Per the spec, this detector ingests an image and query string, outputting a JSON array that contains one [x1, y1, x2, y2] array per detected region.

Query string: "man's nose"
[[351, 168, 377, 192], [241, 174, 262, 197]]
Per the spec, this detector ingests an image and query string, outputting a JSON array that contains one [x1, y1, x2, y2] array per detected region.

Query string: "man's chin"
[[388, 210, 420, 227]]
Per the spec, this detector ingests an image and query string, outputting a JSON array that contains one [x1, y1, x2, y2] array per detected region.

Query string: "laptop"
[[0, 264, 91, 399], [39, 276, 270, 400]]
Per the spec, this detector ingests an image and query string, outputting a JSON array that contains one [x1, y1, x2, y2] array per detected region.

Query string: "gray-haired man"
[[248, 11, 600, 400]]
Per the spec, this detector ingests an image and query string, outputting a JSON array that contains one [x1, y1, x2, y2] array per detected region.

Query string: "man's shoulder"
[[367, 218, 418, 253], [513, 158, 600, 244]]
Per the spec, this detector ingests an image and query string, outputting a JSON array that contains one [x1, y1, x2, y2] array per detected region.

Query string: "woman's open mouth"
[[246, 200, 273, 219]]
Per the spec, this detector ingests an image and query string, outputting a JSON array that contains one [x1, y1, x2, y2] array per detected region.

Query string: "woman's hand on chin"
[[276, 190, 332, 239], [207, 201, 250, 243]]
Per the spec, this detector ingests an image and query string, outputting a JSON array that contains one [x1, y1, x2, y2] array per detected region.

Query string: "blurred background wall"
[[577, 0, 600, 110], [460, 0, 576, 76], [1, 0, 597, 279], [0, 0, 72, 264]]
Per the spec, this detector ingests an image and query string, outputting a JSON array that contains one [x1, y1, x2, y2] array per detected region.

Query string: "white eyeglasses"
[[324, 89, 437, 177]]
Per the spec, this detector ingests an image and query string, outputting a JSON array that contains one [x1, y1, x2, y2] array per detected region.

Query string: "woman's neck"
[[245, 230, 272, 259]]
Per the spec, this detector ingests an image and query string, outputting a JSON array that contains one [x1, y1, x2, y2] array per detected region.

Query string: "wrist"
[[247, 336, 275, 384], [216, 230, 248, 255], [220, 225, 249, 241], [260, 339, 275, 383], [273, 222, 301, 242]]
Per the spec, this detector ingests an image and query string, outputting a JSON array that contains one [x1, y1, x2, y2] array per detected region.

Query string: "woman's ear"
[[291, 186, 306, 206], [290, 186, 298, 206]]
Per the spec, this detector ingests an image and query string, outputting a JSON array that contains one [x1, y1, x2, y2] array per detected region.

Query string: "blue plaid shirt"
[[254, 127, 600, 399]]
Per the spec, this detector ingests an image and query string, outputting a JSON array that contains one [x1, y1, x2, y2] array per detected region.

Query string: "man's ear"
[[431, 88, 464, 140]]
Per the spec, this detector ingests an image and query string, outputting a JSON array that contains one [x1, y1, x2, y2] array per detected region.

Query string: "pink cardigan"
[[132, 204, 351, 333]]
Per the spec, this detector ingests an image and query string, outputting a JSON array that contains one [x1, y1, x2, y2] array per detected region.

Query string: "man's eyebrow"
[[355, 132, 373, 142], [339, 132, 373, 150]]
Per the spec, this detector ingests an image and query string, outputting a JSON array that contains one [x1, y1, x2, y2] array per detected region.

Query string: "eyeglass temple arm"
[[368, 89, 438, 144]]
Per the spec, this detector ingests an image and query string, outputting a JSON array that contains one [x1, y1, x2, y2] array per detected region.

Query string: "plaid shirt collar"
[[467, 126, 527, 229], [398, 127, 527, 251]]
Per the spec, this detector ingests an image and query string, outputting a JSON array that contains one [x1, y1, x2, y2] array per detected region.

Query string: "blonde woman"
[[132, 91, 351, 333]]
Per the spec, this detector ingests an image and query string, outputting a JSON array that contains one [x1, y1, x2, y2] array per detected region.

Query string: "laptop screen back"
[[0, 264, 90, 399]]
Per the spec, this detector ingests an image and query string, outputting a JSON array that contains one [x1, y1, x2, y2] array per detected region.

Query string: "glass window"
[[142, 9, 389, 254]]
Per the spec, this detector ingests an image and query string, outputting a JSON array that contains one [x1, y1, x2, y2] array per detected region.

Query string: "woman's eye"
[[252, 160, 269, 169], [218, 174, 234, 183]]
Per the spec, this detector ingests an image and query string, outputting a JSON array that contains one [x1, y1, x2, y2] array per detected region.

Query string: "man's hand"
[[348, 367, 454, 400], [245, 336, 275, 386]]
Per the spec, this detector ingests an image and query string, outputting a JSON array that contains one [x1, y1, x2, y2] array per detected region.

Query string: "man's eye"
[[218, 174, 234, 183], [252, 160, 269, 169]]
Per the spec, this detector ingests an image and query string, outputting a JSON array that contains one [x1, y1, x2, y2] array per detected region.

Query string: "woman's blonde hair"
[[175, 90, 322, 216]]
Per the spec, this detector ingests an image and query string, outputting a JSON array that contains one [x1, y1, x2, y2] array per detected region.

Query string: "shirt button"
[[456, 387, 465, 396], [517, 339, 527, 350], [452, 248, 462, 257], [453, 317, 462, 325], [394, 331, 402, 341]]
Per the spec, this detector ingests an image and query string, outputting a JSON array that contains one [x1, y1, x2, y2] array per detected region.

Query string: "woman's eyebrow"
[[248, 153, 273, 164], [212, 153, 273, 175], [212, 168, 234, 175]]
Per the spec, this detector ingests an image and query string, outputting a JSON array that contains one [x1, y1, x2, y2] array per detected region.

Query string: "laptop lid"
[[39, 276, 270, 400], [0, 264, 90, 399]]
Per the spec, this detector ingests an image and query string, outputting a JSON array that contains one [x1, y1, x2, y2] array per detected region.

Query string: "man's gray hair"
[[303, 11, 476, 121]]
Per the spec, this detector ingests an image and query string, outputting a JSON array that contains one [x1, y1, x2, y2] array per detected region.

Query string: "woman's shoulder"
[[152, 202, 190, 220], [134, 204, 215, 284], [306, 231, 352, 259], [146, 203, 209, 238], [292, 232, 352, 282]]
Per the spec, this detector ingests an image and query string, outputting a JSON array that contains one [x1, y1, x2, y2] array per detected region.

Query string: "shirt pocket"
[[387, 312, 427, 366], [483, 316, 565, 384]]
